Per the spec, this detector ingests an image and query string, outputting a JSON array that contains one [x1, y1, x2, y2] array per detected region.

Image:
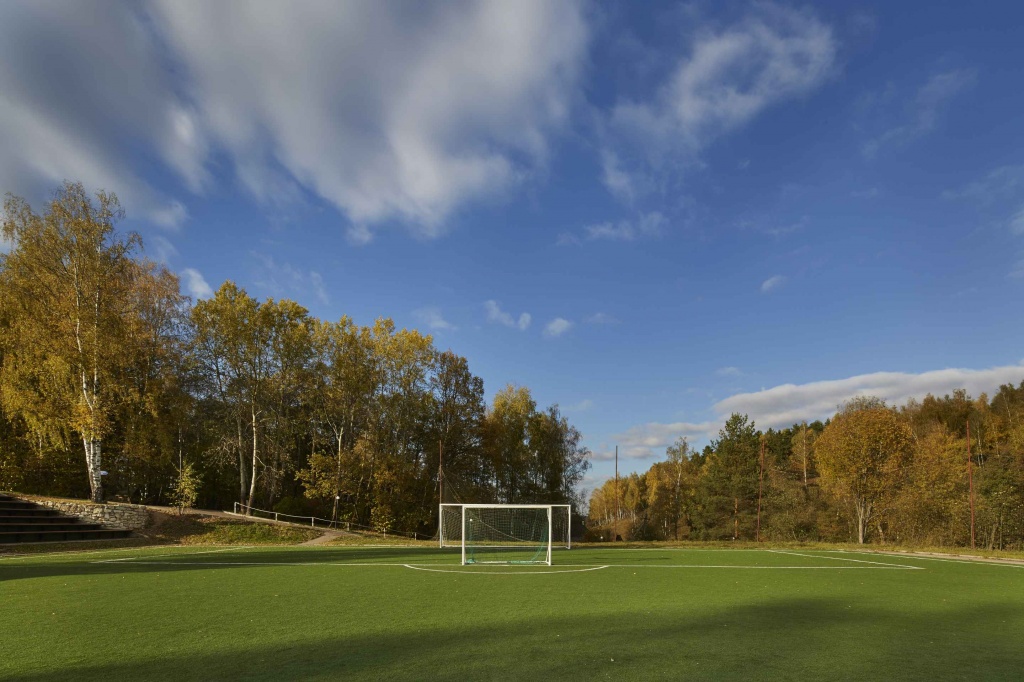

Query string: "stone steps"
[[0, 495, 133, 544]]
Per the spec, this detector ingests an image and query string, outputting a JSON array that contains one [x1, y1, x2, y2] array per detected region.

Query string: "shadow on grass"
[[7, 598, 1024, 682]]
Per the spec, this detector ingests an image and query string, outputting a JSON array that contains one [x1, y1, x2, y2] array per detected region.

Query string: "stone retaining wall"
[[28, 498, 150, 530]]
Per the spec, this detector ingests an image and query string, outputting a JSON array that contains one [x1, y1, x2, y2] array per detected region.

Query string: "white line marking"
[[399, 561, 606, 573], [80, 560, 918, 570], [767, 549, 923, 569], [824, 549, 1024, 568]]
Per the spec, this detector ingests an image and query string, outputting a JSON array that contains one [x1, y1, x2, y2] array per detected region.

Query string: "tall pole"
[[614, 445, 619, 539], [967, 418, 976, 549], [756, 436, 765, 542], [438, 439, 444, 505]]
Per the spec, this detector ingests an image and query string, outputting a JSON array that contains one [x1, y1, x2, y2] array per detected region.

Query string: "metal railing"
[[230, 503, 422, 540]]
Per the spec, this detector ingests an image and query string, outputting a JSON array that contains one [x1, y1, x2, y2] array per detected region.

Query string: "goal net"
[[439, 503, 571, 550], [438, 504, 569, 565]]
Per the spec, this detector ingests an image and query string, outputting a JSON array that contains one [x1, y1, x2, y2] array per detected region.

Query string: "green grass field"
[[2, 545, 1022, 681]]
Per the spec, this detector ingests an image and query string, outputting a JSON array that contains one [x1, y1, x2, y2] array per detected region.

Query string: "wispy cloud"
[[613, 362, 1024, 459], [862, 68, 976, 158], [413, 307, 455, 331], [943, 166, 1024, 205], [252, 253, 329, 305], [600, 151, 636, 204], [613, 421, 721, 460], [485, 300, 531, 331], [544, 317, 573, 338], [603, 4, 835, 199], [565, 399, 594, 413], [180, 268, 214, 300], [944, 165, 1024, 275], [716, 366, 743, 377], [585, 312, 620, 325], [760, 275, 786, 293], [562, 212, 666, 245]]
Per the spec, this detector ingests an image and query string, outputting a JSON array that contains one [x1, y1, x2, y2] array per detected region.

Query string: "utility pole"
[[756, 436, 765, 542], [614, 445, 619, 539], [967, 418, 976, 549]]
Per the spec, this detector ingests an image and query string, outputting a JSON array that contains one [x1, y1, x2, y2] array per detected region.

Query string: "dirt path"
[[299, 531, 346, 546]]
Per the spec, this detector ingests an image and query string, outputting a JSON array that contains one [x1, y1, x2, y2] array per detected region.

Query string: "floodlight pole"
[[438, 439, 444, 505], [756, 436, 765, 542], [967, 418, 976, 549]]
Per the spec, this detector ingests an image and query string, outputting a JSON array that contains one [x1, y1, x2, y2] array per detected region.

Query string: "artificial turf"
[[1, 546, 1022, 681]]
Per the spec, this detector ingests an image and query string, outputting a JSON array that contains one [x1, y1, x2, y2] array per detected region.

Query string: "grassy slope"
[[2, 547, 1023, 681], [140, 513, 322, 545]]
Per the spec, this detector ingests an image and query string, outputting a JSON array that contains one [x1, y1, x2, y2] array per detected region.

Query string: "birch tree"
[[0, 183, 139, 502]]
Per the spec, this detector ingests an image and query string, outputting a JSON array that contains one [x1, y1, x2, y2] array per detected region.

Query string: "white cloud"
[[862, 68, 976, 158], [0, 2, 201, 227], [1010, 207, 1024, 236], [850, 187, 880, 199], [180, 268, 214, 300], [413, 307, 455, 331], [586, 312, 620, 325], [0, 2, 588, 238], [565, 399, 594, 413], [1009, 256, 1024, 279], [485, 300, 531, 331], [613, 420, 721, 460], [603, 4, 835, 196], [716, 366, 743, 377], [252, 253, 329, 305], [943, 166, 1024, 205], [613, 362, 1024, 459], [600, 150, 636, 203], [760, 275, 786, 293], [566, 212, 666, 245], [147, 236, 179, 264], [309, 272, 329, 305], [715, 364, 1024, 429], [543, 317, 573, 338], [150, 0, 588, 238]]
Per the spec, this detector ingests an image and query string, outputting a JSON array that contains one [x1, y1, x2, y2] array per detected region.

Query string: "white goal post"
[[438, 503, 571, 566]]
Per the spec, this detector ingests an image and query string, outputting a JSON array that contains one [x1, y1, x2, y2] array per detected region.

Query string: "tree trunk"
[[83, 438, 103, 503], [733, 498, 739, 540], [246, 405, 258, 514], [855, 498, 872, 544], [237, 418, 247, 507]]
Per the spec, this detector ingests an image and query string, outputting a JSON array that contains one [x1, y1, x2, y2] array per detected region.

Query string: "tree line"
[[589, 392, 1024, 549], [0, 183, 590, 535]]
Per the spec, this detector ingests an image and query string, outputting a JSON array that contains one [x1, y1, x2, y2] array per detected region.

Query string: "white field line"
[[766, 549, 922, 569], [404, 564, 610, 575], [192, 546, 253, 554], [823, 549, 1024, 568], [80, 559, 920, 570]]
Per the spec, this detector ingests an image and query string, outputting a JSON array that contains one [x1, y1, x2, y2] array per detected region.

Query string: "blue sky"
[[3, 1, 1024, 494]]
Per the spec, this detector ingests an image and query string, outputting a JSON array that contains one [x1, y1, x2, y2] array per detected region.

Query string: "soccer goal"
[[438, 504, 570, 565]]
